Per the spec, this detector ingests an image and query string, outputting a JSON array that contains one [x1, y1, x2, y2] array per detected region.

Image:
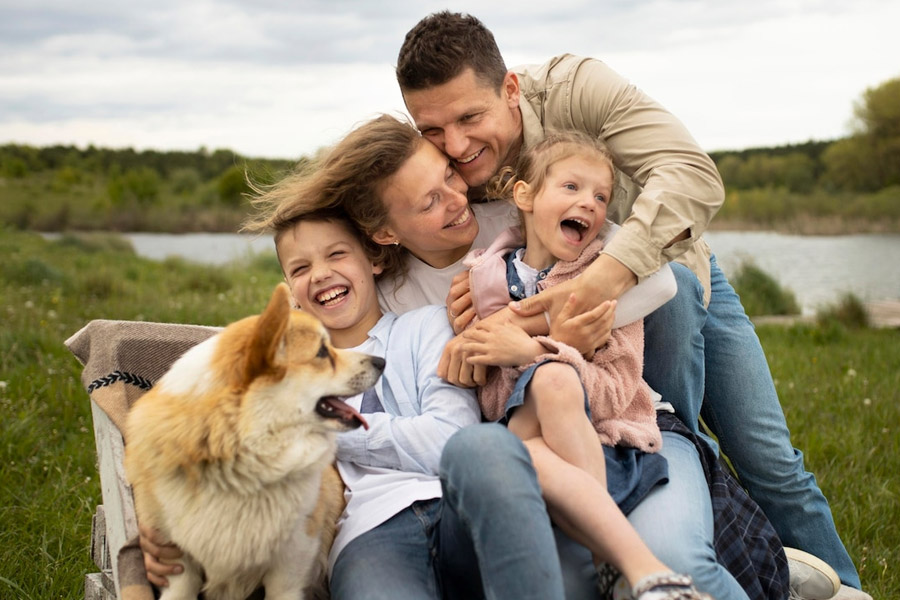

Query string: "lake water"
[[80, 230, 900, 316]]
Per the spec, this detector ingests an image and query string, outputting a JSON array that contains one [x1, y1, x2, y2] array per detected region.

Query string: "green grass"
[[0, 229, 896, 598]]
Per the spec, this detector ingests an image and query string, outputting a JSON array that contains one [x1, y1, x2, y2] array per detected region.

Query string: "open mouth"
[[316, 286, 348, 306], [316, 396, 369, 429], [560, 218, 590, 243], [444, 207, 471, 229], [455, 148, 483, 166]]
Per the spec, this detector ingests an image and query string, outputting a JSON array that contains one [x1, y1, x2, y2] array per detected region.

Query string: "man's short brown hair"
[[396, 11, 507, 93]]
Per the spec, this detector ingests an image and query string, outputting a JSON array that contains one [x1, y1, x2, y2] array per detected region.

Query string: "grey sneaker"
[[786, 547, 840, 600], [831, 584, 873, 600]]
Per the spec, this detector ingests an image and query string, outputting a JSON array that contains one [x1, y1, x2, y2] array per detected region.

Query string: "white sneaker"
[[832, 584, 873, 600], [786, 547, 840, 600]]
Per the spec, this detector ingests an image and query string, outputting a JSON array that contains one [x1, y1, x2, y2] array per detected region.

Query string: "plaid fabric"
[[658, 412, 790, 600]]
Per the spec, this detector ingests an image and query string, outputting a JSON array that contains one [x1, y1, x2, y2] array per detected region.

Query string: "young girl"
[[461, 131, 710, 600]]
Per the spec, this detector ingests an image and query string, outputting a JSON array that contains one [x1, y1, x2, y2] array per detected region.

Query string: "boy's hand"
[[446, 270, 476, 334], [438, 333, 488, 387], [463, 318, 545, 367], [138, 522, 183, 587]]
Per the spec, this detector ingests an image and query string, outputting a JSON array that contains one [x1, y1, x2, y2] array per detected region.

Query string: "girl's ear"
[[513, 180, 534, 212], [371, 227, 398, 246], [372, 261, 385, 276]]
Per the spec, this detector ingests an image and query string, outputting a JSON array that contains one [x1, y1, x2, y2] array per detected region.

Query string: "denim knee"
[[440, 423, 537, 501]]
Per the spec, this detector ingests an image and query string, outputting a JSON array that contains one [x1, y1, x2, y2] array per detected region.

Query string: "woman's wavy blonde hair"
[[243, 114, 424, 282]]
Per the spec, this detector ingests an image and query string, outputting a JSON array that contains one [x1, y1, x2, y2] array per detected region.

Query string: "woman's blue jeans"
[[642, 256, 860, 588]]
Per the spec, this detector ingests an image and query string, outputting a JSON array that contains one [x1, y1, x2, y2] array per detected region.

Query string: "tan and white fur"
[[124, 283, 383, 600]]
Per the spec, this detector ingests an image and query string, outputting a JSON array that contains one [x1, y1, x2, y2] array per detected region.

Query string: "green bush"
[[816, 293, 870, 329], [731, 261, 800, 316]]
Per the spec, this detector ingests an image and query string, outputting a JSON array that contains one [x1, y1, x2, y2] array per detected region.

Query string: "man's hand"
[[550, 293, 616, 356], [138, 522, 183, 587], [438, 333, 488, 387], [446, 271, 476, 334], [462, 317, 546, 367], [510, 254, 636, 321]]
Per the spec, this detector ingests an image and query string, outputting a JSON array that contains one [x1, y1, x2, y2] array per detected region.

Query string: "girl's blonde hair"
[[486, 130, 617, 204], [243, 114, 424, 282]]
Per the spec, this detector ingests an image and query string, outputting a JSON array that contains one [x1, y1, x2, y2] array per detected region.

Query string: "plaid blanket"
[[657, 411, 790, 599]]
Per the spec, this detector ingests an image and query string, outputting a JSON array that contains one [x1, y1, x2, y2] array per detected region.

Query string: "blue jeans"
[[331, 424, 566, 600], [555, 431, 751, 600], [332, 424, 749, 599], [643, 257, 860, 588]]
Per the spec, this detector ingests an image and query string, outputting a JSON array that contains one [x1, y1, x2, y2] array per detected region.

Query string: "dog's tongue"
[[319, 397, 369, 429]]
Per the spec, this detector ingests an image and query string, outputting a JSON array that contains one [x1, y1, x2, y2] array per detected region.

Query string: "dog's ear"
[[243, 283, 291, 383]]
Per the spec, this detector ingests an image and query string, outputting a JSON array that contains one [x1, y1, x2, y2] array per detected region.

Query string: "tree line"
[[1, 77, 897, 232]]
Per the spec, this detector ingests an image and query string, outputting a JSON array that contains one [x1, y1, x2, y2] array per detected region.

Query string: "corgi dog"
[[124, 283, 384, 600]]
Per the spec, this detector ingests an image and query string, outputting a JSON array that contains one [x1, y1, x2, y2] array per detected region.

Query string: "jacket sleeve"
[[568, 57, 724, 281], [335, 309, 481, 475]]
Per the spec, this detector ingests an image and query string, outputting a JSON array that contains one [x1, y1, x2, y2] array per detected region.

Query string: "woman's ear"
[[372, 228, 398, 246], [513, 180, 534, 212]]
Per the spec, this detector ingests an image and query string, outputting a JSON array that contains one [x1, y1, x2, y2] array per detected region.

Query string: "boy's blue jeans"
[[642, 256, 860, 588]]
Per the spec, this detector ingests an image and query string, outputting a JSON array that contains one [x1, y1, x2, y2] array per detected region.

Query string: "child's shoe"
[[628, 572, 714, 600]]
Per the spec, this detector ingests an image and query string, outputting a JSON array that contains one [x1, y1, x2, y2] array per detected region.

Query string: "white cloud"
[[1, 0, 898, 157]]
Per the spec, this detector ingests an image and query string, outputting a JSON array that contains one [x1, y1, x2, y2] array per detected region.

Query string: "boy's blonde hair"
[[243, 114, 424, 282], [486, 130, 616, 203]]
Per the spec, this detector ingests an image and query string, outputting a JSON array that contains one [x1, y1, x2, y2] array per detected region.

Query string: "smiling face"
[[515, 154, 614, 269], [373, 140, 479, 268], [403, 68, 523, 190], [276, 219, 383, 349]]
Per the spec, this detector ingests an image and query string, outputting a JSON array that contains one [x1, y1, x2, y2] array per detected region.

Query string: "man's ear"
[[513, 180, 534, 212], [372, 228, 398, 246], [503, 71, 520, 108]]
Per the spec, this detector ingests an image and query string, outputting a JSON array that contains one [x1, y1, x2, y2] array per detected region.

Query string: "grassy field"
[[0, 229, 897, 598]]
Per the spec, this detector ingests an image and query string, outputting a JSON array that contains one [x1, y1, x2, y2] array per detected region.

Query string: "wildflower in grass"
[[0, 381, 7, 390], [846, 368, 857, 378], [863, 398, 872, 406]]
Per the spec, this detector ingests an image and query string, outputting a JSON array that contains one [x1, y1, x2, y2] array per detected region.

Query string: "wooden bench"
[[67, 319, 220, 600]]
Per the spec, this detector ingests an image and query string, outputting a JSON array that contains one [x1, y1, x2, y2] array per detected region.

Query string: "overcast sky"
[[2, 0, 898, 160]]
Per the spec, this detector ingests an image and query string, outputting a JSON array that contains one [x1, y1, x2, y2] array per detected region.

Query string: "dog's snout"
[[370, 356, 386, 372]]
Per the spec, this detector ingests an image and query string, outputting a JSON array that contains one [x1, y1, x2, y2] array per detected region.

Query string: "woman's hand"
[[138, 522, 183, 587], [446, 270, 476, 334], [463, 318, 545, 367]]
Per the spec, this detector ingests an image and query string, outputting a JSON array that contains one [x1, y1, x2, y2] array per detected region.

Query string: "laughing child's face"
[[277, 218, 383, 349]]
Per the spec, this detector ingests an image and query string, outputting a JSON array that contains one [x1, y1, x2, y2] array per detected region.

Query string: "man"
[[396, 10, 867, 600]]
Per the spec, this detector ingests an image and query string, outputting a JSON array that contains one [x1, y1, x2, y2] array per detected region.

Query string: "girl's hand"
[[138, 522, 183, 587], [463, 318, 545, 367], [446, 270, 476, 334], [550, 293, 616, 357]]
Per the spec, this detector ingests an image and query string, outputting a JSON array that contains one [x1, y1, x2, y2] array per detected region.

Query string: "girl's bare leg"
[[508, 362, 606, 485]]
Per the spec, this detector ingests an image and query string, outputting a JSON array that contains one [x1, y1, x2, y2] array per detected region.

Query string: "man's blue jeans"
[[642, 256, 860, 588], [556, 430, 751, 600]]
